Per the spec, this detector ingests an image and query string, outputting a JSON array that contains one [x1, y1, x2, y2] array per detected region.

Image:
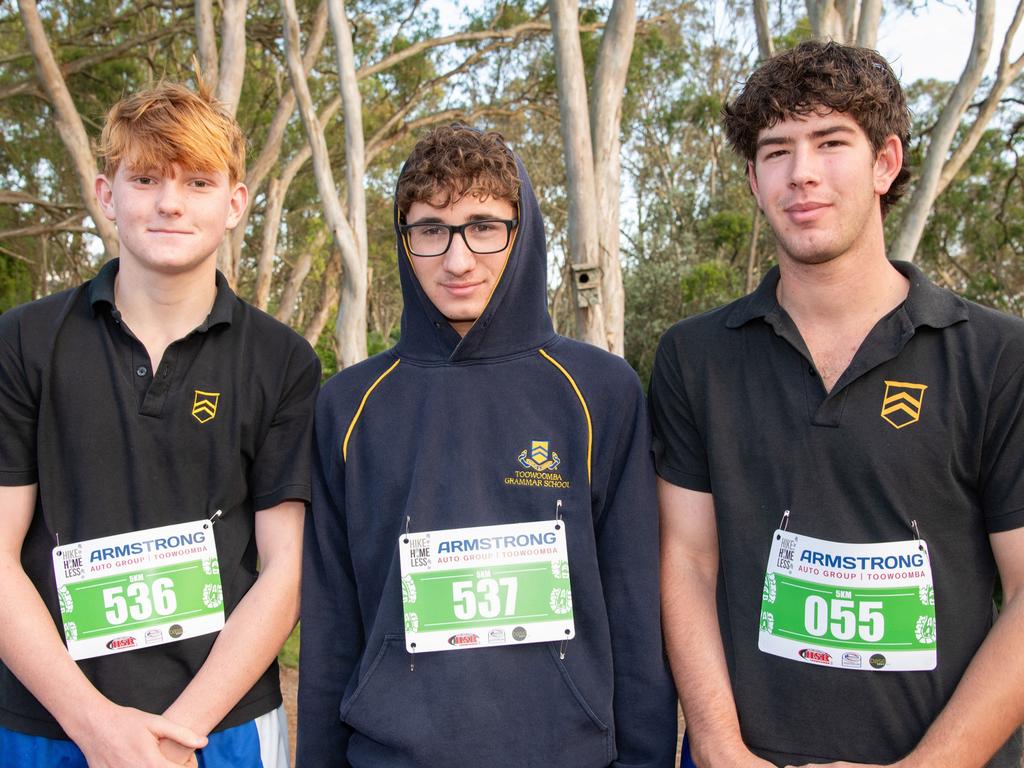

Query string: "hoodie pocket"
[[340, 633, 613, 768]]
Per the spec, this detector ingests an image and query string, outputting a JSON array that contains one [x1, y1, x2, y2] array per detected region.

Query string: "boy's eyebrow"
[[756, 124, 856, 150]]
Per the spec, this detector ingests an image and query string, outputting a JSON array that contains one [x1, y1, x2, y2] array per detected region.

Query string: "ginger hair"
[[97, 80, 246, 183]]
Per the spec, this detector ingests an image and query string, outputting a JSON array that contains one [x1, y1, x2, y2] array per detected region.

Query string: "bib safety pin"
[[559, 630, 570, 660], [779, 509, 790, 531], [910, 519, 924, 551], [208, 509, 223, 527], [409, 642, 416, 672], [555, 499, 563, 522], [403, 515, 412, 544]]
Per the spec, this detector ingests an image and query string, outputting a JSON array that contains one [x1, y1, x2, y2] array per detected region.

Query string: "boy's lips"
[[442, 281, 483, 296], [784, 201, 830, 224]]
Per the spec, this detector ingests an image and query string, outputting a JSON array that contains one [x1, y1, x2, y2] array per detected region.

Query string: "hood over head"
[[392, 151, 555, 363]]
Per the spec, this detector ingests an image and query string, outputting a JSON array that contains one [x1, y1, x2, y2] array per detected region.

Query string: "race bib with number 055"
[[758, 529, 937, 672]]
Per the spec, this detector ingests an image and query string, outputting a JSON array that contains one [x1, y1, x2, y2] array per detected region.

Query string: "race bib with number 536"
[[52, 520, 225, 660]]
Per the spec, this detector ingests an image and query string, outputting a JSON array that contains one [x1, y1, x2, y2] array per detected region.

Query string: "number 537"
[[452, 577, 518, 620]]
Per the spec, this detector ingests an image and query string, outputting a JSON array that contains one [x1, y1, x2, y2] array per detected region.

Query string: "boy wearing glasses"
[[297, 125, 677, 766]]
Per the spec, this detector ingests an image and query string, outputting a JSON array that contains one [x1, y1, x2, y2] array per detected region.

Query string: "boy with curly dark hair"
[[652, 40, 1024, 768], [297, 124, 678, 767]]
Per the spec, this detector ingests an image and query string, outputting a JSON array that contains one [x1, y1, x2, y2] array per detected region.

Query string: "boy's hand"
[[158, 736, 200, 766], [71, 701, 206, 768]]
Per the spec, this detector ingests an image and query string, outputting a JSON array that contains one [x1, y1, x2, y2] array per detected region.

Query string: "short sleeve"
[[0, 319, 39, 486], [980, 356, 1024, 533], [648, 328, 710, 492], [250, 340, 321, 510]]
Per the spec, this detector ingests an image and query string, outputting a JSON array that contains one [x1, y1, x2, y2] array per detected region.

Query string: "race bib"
[[52, 520, 225, 660], [758, 529, 936, 671], [398, 520, 575, 653]]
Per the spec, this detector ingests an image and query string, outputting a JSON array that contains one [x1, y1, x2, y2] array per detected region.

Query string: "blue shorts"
[[0, 704, 289, 768], [680, 731, 697, 768]]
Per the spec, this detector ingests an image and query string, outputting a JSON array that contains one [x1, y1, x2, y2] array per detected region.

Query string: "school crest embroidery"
[[192, 390, 220, 424], [880, 381, 927, 429], [519, 440, 561, 471], [504, 440, 571, 490]]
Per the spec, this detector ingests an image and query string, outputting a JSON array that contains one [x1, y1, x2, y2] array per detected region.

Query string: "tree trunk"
[[216, 0, 247, 116], [328, 0, 369, 364], [753, 0, 774, 60], [275, 229, 326, 325], [855, 0, 882, 48], [303, 248, 340, 347], [590, 0, 636, 355], [805, 0, 846, 42], [932, 0, 1024, 199], [195, 0, 219, 85], [229, 0, 329, 281], [550, 0, 607, 349], [283, 0, 367, 365], [19, 0, 119, 259], [889, 0, 996, 263]]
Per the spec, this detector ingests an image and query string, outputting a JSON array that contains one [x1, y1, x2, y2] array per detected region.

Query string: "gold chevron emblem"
[[880, 380, 927, 429], [192, 390, 220, 424]]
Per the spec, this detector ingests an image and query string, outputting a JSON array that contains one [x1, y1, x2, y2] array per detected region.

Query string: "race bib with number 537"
[[399, 520, 575, 653], [52, 520, 225, 660]]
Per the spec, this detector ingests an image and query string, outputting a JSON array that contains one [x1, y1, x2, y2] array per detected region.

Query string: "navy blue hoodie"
[[297, 155, 677, 767]]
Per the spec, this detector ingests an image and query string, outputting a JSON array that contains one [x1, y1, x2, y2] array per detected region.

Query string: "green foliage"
[[626, 259, 744, 385], [279, 623, 300, 669], [0, 256, 33, 313], [314, 329, 339, 381]]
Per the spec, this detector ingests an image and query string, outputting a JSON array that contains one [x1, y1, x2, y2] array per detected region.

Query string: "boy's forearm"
[[162, 501, 303, 736]]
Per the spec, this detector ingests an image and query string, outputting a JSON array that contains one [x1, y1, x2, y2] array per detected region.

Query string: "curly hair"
[[723, 40, 911, 215], [97, 80, 246, 184], [397, 125, 520, 215]]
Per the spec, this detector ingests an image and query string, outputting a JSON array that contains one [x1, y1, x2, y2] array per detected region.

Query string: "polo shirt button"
[[136, 366, 148, 377], [808, 366, 816, 376]]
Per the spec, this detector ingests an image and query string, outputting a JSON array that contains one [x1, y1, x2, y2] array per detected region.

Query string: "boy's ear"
[[225, 182, 248, 230], [873, 134, 903, 197], [95, 175, 117, 222]]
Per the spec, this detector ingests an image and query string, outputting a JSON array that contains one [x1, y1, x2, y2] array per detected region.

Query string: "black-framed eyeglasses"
[[400, 218, 518, 257]]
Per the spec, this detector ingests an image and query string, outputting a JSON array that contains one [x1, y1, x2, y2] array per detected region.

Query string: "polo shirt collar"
[[726, 259, 968, 331], [88, 258, 236, 331]]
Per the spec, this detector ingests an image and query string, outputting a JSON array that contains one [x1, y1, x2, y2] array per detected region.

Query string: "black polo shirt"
[[650, 261, 1024, 766], [0, 259, 320, 739]]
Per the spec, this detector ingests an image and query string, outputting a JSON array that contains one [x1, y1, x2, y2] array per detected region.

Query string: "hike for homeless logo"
[[503, 440, 571, 490]]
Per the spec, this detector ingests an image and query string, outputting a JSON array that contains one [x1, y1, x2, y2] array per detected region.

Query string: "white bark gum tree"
[[195, 0, 219, 85], [753, 0, 774, 60], [889, 0, 998, 263], [550, 0, 639, 351], [18, 0, 120, 258], [216, 0, 247, 115], [238, 0, 330, 297], [590, 0, 636, 355], [282, 0, 367, 365], [803, 0, 879, 45], [328, 0, 369, 363], [196, 0, 246, 283]]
